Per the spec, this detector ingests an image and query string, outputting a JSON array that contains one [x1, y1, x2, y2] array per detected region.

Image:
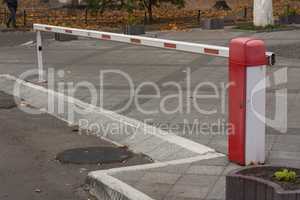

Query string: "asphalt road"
[[0, 31, 54, 47], [0, 92, 151, 200]]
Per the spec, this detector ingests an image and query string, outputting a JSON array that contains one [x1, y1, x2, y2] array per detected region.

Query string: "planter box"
[[55, 33, 78, 41], [295, 16, 300, 24], [279, 15, 300, 24], [226, 166, 300, 200], [201, 18, 224, 30], [223, 16, 236, 26], [279, 16, 291, 25], [289, 15, 300, 24], [124, 25, 145, 35]]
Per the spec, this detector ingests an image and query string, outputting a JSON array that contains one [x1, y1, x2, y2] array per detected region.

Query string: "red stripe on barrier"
[[65, 30, 72, 33], [45, 27, 52, 31], [204, 48, 219, 55], [102, 34, 111, 40], [164, 43, 176, 49], [130, 38, 141, 44]]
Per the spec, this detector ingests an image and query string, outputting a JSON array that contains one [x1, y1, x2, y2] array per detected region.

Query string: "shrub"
[[274, 169, 297, 182]]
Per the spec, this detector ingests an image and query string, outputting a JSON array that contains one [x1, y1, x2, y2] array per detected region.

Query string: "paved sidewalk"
[[111, 156, 231, 200], [90, 128, 300, 200]]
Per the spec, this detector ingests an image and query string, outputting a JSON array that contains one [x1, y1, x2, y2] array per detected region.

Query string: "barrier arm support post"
[[36, 30, 45, 82], [228, 38, 267, 166]]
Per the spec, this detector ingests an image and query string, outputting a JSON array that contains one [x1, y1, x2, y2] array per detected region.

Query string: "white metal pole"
[[36, 30, 44, 82]]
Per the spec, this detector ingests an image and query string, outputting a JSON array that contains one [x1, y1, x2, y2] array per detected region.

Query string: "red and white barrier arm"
[[33, 24, 275, 65], [33, 24, 277, 166]]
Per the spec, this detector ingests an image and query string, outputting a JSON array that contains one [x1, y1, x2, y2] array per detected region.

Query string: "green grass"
[[234, 23, 288, 32]]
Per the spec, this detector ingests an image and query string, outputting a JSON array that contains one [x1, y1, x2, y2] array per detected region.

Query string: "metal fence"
[[0, 6, 255, 30], [0, 7, 128, 28]]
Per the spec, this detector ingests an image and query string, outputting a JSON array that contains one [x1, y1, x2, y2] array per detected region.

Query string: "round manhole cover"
[[56, 147, 133, 164], [0, 92, 16, 109]]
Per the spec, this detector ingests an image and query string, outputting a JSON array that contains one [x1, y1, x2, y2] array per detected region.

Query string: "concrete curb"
[[0, 74, 224, 200], [0, 74, 216, 161], [88, 153, 224, 200]]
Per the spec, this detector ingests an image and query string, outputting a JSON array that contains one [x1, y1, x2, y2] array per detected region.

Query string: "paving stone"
[[191, 157, 229, 166], [180, 134, 213, 146], [165, 197, 203, 200], [131, 135, 166, 154], [112, 170, 146, 182], [176, 175, 218, 187], [208, 143, 227, 154], [275, 135, 300, 145], [148, 163, 191, 174], [269, 151, 300, 161], [266, 142, 274, 151], [147, 142, 187, 161], [208, 136, 228, 154], [269, 159, 300, 168], [164, 149, 199, 161], [185, 165, 224, 175], [134, 183, 173, 200], [166, 184, 210, 199], [222, 163, 241, 175], [206, 177, 226, 200], [139, 172, 181, 185], [121, 131, 153, 147], [283, 128, 300, 135], [272, 143, 300, 152], [206, 199, 225, 200], [266, 135, 278, 144]]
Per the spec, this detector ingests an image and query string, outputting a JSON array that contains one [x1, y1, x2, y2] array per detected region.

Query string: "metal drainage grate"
[[0, 92, 17, 109], [56, 146, 133, 164]]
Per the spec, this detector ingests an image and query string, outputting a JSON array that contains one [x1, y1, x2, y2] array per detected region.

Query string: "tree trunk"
[[148, 0, 153, 23], [253, 0, 274, 26]]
